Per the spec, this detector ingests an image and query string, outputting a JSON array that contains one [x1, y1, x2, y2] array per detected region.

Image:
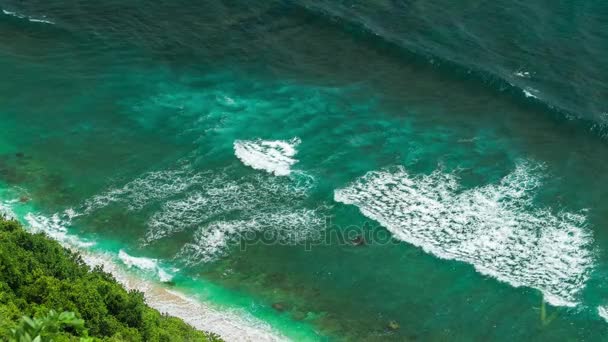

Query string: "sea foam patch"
[[334, 163, 594, 307], [234, 138, 300, 176]]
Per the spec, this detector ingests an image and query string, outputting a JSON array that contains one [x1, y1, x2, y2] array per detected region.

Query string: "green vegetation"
[[0, 216, 222, 341], [9, 310, 89, 342]]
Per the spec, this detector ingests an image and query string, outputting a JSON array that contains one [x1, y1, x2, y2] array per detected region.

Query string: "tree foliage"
[[0, 216, 222, 342], [10, 310, 90, 342]]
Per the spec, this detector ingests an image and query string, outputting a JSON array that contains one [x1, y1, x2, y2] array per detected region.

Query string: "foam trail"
[[234, 138, 300, 176], [334, 162, 594, 307]]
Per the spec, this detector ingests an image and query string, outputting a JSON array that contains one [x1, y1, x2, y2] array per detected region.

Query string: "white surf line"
[[83, 250, 288, 342], [335, 162, 594, 307], [18, 207, 288, 341]]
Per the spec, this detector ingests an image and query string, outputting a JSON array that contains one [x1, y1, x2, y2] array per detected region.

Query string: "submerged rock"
[[19, 196, 30, 203]]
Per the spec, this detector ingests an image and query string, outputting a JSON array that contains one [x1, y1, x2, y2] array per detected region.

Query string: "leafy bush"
[[0, 216, 222, 342], [9, 310, 89, 342]]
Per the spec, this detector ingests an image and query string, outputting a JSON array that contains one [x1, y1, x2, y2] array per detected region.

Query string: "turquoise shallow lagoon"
[[1, 1, 608, 340]]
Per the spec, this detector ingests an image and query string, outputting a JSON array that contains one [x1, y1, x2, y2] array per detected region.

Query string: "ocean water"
[[1, 0, 608, 340]]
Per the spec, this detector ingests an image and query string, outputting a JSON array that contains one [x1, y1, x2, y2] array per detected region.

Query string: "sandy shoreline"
[[0, 202, 288, 342], [80, 249, 288, 342]]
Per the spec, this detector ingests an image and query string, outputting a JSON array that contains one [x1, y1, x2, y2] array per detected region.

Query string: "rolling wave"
[[335, 162, 594, 307]]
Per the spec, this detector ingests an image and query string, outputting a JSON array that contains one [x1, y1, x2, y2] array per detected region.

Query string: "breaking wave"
[[334, 162, 594, 307], [25, 210, 95, 248], [118, 250, 175, 283], [234, 138, 301, 176]]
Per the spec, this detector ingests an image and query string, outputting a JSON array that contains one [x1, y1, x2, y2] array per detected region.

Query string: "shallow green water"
[[1, 1, 608, 340]]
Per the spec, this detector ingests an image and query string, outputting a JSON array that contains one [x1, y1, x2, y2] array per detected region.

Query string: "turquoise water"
[[1, 1, 608, 340]]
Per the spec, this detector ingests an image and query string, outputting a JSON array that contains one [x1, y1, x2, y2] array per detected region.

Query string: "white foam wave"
[[234, 138, 300, 176], [514, 70, 531, 78], [334, 162, 594, 307], [0, 201, 16, 220], [25, 210, 95, 248], [145, 173, 314, 244], [118, 250, 174, 282], [2, 9, 54, 24], [118, 249, 158, 270], [80, 164, 319, 247], [180, 208, 324, 263], [157, 268, 174, 283], [85, 168, 205, 211]]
